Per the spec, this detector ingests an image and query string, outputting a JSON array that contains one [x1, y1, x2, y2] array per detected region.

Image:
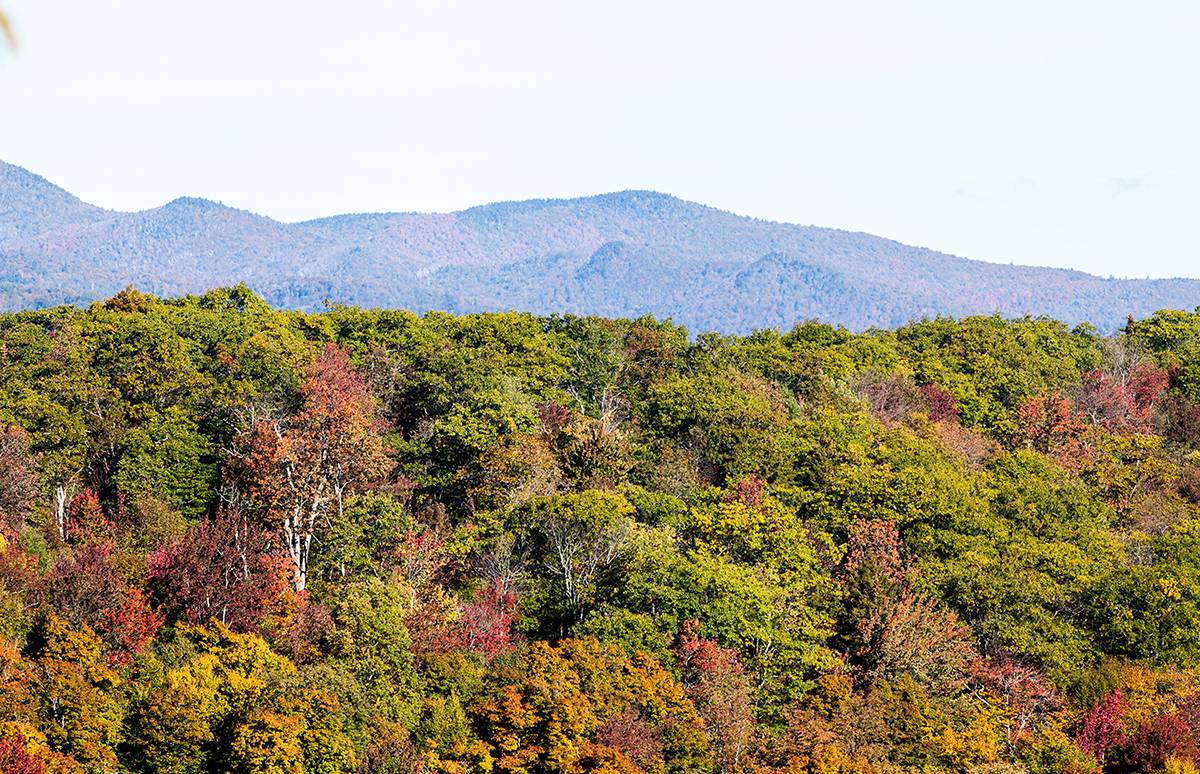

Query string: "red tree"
[[462, 580, 518, 660], [841, 519, 905, 586], [855, 589, 974, 692], [275, 597, 334, 665], [1113, 711, 1195, 771], [98, 585, 162, 666], [1076, 690, 1128, 763], [60, 489, 112, 545], [920, 383, 960, 423], [1076, 364, 1169, 433], [147, 510, 292, 632], [676, 620, 753, 773], [721, 474, 766, 508], [969, 655, 1061, 749], [1018, 392, 1088, 464], [1129, 364, 1170, 409], [1077, 370, 1131, 431], [0, 734, 45, 774], [0, 532, 40, 601], [388, 529, 471, 657], [44, 542, 163, 665], [537, 401, 572, 436], [840, 519, 974, 692], [594, 707, 664, 772], [235, 344, 391, 592]]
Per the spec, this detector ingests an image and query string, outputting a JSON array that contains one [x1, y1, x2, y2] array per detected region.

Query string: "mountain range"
[[2, 160, 1197, 333]]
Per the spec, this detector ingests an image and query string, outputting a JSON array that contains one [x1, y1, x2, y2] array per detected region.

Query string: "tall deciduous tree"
[[236, 345, 391, 592], [462, 580, 518, 660], [1018, 392, 1087, 463], [520, 491, 634, 632], [676, 620, 754, 773], [840, 519, 975, 692], [968, 655, 1061, 751]]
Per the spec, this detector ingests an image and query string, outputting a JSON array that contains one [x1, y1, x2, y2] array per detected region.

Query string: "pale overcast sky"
[[1, 0, 1197, 277]]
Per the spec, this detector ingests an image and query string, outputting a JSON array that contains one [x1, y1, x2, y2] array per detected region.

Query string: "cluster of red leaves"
[[1076, 364, 1169, 433], [300, 344, 388, 433], [920, 383, 960, 423], [1076, 690, 1128, 762], [0, 734, 44, 774], [537, 401, 572, 436], [1074, 690, 1200, 771], [594, 707, 664, 772], [97, 586, 162, 667], [676, 620, 754, 773], [275, 597, 335, 665], [65, 489, 114, 546], [1018, 393, 1090, 467], [147, 511, 292, 633], [678, 620, 741, 683], [462, 581, 518, 660], [721, 473, 766, 508], [1117, 711, 1196, 771], [969, 655, 1061, 748], [398, 531, 520, 661], [44, 542, 163, 666], [0, 538, 40, 599], [857, 590, 974, 692], [841, 519, 905, 586]]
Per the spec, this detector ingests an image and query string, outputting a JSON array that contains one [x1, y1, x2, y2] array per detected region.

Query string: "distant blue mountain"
[[1, 160, 1197, 332]]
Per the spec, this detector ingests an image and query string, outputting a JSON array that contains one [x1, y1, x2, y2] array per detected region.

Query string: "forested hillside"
[[4, 160, 1200, 332], [7, 287, 1200, 772]]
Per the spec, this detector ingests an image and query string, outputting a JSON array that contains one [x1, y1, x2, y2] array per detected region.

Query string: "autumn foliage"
[[148, 510, 292, 632], [5, 292, 1200, 771], [234, 344, 392, 592]]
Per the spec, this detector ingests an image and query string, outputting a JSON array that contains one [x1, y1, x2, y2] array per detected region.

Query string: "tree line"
[[5, 286, 1200, 772]]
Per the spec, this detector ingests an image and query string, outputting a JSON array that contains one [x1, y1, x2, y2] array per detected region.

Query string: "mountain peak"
[[592, 189, 680, 205], [162, 196, 226, 212], [0, 160, 106, 240], [455, 190, 691, 223]]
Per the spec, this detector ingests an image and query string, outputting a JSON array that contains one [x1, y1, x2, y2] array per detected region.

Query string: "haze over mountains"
[[1, 160, 1197, 333]]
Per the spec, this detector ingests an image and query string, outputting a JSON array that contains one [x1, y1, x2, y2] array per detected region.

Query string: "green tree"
[[323, 579, 420, 724]]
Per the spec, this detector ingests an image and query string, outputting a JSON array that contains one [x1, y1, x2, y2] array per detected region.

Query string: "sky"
[[1, 0, 1198, 278]]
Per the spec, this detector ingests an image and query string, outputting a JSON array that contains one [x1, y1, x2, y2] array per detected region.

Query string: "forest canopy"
[[4, 286, 1200, 773]]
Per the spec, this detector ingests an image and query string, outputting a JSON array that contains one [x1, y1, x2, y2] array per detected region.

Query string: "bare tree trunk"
[[284, 508, 307, 593], [55, 483, 68, 542]]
